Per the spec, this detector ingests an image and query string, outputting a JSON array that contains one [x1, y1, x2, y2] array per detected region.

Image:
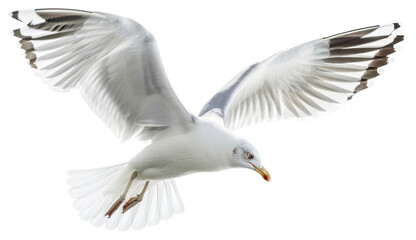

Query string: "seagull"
[[11, 8, 403, 230]]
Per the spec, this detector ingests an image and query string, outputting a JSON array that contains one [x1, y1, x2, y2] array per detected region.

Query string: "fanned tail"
[[67, 163, 184, 231]]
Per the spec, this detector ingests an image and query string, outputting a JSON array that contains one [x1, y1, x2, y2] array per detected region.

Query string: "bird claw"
[[122, 195, 143, 213], [105, 197, 124, 218]]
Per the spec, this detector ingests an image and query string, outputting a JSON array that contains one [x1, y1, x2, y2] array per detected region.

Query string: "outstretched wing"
[[11, 9, 192, 141], [199, 23, 403, 129]]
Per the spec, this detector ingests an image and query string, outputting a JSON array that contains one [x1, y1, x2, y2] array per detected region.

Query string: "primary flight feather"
[[10, 8, 403, 230]]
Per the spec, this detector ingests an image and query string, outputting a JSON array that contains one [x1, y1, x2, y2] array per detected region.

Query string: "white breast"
[[129, 118, 239, 180]]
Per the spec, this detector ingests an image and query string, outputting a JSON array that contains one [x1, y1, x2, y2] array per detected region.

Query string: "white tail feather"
[[67, 164, 184, 230]]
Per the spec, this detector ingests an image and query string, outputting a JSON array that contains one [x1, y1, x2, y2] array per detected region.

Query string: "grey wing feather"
[[11, 9, 193, 141], [199, 23, 403, 129], [199, 63, 259, 119]]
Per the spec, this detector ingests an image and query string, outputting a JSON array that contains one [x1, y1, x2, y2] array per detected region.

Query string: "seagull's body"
[[130, 118, 241, 180], [11, 8, 403, 230]]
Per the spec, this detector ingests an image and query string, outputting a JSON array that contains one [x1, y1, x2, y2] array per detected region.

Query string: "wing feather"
[[12, 9, 192, 141], [199, 23, 403, 129]]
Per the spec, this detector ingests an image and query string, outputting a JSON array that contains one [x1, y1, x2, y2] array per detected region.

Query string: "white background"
[[0, 0, 415, 239]]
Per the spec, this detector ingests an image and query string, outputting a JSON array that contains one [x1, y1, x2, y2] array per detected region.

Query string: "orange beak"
[[252, 164, 271, 182]]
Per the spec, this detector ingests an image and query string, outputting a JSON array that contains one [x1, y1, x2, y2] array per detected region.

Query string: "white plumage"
[[11, 8, 403, 230], [12, 9, 192, 141], [68, 165, 184, 230], [199, 24, 402, 129]]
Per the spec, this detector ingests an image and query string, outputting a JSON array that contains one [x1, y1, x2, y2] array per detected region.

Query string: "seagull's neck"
[[193, 118, 240, 167]]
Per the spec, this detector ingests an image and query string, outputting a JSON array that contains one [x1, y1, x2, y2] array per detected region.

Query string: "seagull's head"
[[232, 140, 271, 182]]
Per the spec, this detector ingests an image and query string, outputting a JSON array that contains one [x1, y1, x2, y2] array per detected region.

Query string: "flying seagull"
[[11, 8, 403, 230]]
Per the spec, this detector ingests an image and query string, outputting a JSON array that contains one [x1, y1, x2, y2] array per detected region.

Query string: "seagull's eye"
[[245, 152, 254, 160]]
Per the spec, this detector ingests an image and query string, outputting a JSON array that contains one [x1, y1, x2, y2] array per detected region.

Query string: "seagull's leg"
[[105, 171, 138, 218], [122, 181, 150, 213]]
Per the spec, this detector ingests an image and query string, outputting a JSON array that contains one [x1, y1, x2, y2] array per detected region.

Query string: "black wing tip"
[[396, 35, 405, 40], [9, 11, 19, 20], [12, 29, 27, 39], [9, 9, 93, 23], [325, 22, 401, 40], [34, 8, 93, 13]]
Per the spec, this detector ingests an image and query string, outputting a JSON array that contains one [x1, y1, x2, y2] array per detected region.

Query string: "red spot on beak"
[[248, 162, 271, 182]]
